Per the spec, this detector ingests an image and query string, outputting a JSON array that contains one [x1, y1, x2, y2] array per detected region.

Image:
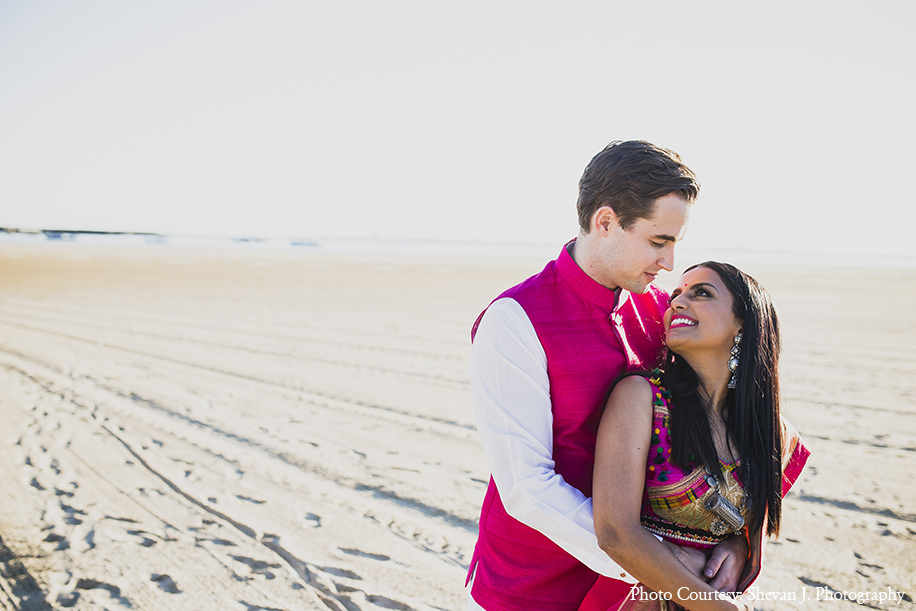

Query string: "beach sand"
[[0, 243, 912, 610]]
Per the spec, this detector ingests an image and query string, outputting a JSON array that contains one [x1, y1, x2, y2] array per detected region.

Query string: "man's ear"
[[592, 206, 618, 236]]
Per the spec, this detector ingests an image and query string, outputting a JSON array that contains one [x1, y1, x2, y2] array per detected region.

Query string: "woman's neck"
[[691, 364, 738, 463], [687, 360, 731, 418]]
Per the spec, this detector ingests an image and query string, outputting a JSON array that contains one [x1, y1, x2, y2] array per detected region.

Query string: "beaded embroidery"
[[640, 373, 748, 549]]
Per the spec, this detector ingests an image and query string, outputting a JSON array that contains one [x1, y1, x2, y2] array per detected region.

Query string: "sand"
[[0, 243, 912, 611]]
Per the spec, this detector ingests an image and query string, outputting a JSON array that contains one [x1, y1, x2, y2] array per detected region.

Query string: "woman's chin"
[[664, 338, 685, 354]]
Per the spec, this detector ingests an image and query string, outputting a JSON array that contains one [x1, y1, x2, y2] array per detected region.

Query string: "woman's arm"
[[592, 376, 747, 611]]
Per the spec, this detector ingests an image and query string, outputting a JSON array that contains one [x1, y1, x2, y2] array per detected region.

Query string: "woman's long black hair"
[[663, 261, 783, 537]]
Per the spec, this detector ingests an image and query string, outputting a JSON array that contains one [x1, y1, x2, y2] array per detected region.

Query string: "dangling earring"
[[727, 333, 742, 389]]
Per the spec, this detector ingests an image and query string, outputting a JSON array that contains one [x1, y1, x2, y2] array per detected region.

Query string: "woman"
[[579, 262, 809, 611]]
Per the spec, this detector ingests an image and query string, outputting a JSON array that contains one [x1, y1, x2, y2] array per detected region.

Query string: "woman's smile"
[[668, 315, 697, 330]]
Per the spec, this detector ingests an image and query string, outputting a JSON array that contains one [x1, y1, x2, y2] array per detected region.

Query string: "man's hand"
[[705, 534, 749, 592]]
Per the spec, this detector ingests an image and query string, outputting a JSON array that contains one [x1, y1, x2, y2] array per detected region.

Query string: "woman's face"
[[663, 266, 743, 361]]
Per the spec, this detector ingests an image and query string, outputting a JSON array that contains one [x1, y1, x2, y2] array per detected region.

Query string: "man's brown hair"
[[577, 140, 700, 232]]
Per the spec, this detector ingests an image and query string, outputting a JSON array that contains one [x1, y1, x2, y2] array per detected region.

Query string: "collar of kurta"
[[557, 239, 626, 311]]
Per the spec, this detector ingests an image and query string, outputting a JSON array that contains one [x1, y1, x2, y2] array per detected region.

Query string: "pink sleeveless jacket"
[[468, 242, 669, 611]]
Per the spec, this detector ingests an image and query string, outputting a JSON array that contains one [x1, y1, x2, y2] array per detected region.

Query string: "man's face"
[[593, 193, 689, 293]]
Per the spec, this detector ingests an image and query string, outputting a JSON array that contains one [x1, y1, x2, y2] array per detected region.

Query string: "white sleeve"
[[471, 298, 636, 582]]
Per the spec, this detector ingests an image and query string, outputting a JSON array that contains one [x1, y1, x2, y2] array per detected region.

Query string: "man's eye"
[[651, 241, 665, 249]]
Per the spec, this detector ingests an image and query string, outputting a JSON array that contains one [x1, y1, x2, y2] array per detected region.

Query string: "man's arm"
[[706, 535, 749, 592], [471, 298, 635, 581]]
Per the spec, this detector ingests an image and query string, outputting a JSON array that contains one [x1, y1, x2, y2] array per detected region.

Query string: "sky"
[[1, 1, 914, 259]]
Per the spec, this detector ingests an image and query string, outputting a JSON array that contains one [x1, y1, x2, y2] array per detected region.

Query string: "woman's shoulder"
[[608, 374, 659, 414], [614, 371, 667, 397], [602, 374, 657, 439], [611, 374, 671, 426], [612, 373, 653, 397]]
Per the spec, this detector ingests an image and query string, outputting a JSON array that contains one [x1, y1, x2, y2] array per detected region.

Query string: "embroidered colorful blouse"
[[640, 378, 748, 550], [577, 375, 811, 611]]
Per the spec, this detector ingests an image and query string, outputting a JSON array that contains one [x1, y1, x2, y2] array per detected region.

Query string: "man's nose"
[[659, 245, 675, 272]]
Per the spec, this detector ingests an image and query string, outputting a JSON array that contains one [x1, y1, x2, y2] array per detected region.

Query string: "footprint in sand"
[[74, 578, 132, 607], [72, 526, 95, 552], [150, 573, 180, 593], [235, 495, 266, 505], [320, 566, 361, 580], [853, 551, 885, 573], [339, 547, 390, 561], [56, 591, 80, 607], [58, 500, 87, 525], [236, 600, 287, 611], [366, 594, 411, 610], [103, 515, 139, 524], [302, 513, 321, 528], [798, 576, 835, 591], [135, 487, 166, 497], [126, 529, 158, 548], [329, 583, 410, 610], [230, 555, 281, 580], [196, 536, 236, 547], [43, 532, 70, 551], [296, 511, 321, 528]]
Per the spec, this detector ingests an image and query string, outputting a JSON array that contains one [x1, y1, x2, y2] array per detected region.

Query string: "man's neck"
[[567, 239, 579, 265], [569, 234, 619, 292]]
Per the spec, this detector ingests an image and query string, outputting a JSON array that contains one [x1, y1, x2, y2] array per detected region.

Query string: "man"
[[466, 141, 747, 611]]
